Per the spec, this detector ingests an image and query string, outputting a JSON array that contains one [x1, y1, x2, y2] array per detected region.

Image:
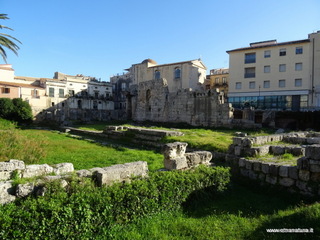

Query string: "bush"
[[0, 98, 14, 119], [0, 166, 230, 239], [11, 98, 33, 124], [0, 98, 33, 124]]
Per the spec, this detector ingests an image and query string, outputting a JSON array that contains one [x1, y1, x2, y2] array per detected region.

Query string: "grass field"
[[1, 119, 319, 239]]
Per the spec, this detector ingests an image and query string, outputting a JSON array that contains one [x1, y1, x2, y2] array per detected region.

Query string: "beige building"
[[206, 68, 229, 95], [124, 58, 207, 92], [227, 31, 320, 111]]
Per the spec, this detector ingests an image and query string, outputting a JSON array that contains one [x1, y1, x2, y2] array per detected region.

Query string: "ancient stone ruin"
[[227, 131, 320, 196], [127, 79, 233, 127], [162, 142, 212, 170]]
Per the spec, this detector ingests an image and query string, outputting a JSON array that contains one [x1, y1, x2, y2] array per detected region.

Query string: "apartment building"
[[206, 68, 229, 95], [227, 31, 320, 111]]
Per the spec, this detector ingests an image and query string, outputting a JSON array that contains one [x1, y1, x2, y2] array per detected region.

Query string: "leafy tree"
[[0, 98, 14, 119], [0, 14, 21, 63], [12, 98, 33, 123]]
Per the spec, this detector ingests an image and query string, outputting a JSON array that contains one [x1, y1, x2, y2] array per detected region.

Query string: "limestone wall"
[[236, 145, 320, 196], [0, 160, 148, 205], [227, 132, 320, 196], [129, 79, 233, 127]]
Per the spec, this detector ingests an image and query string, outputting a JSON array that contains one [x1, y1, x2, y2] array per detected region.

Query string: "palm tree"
[[0, 14, 21, 63]]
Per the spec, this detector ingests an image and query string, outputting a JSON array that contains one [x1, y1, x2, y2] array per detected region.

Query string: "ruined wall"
[[129, 78, 233, 127]]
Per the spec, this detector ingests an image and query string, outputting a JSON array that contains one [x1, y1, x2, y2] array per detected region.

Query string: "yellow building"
[[126, 58, 207, 92], [227, 31, 320, 111], [206, 68, 229, 95]]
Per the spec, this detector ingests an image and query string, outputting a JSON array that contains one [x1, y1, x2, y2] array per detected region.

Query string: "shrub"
[[0, 98, 14, 119], [0, 98, 33, 124], [11, 98, 33, 124], [0, 166, 230, 239]]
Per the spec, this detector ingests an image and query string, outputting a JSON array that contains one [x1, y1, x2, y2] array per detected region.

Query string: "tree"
[[0, 14, 21, 63], [11, 98, 33, 124], [0, 98, 14, 119]]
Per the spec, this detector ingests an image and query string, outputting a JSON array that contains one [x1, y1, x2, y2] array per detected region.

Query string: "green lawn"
[[106, 181, 320, 239], [18, 129, 163, 171]]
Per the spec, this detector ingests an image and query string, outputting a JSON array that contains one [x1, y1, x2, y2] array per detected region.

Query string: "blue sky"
[[2, 0, 320, 81]]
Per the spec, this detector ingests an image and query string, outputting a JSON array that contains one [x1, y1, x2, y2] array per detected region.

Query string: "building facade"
[[206, 68, 229, 95], [227, 31, 320, 111], [0, 66, 114, 121]]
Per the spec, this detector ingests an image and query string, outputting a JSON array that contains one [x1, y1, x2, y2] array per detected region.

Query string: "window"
[[93, 101, 98, 110], [174, 68, 181, 79], [264, 65, 270, 73], [295, 63, 302, 71], [31, 89, 39, 98], [249, 81, 255, 89], [279, 64, 286, 72], [279, 48, 286, 56], [155, 70, 160, 79], [215, 77, 219, 84], [263, 80, 270, 88], [94, 91, 99, 98], [245, 53, 256, 64], [121, 82, 126, 90], [49, 87, 54, 97], [244, 67, 255, 78], [264, 50, 271, 58], [279, 79, 286, 88], [235, 82, 242, 89], [69, 90, 75, 96], [222, 77, 227, 84], [296, 47, 303, 54], [295, 78, 302, 87], [2, 87, 10, 94], [59, 88, 64, 98]]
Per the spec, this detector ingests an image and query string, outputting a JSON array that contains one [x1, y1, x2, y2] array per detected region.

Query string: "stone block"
[[52, 163, 74, 175], [297, 157, 309, 170], [310, 172, 320, 182], [16, 182, 35, 198], [0, 181, 16, 204], [258, 173, 265, 181], [242, 138, 253, 147], [240, 168, 249, 177], [310, 164, 320, 173], [270, 146, 284, 155], [164, 157, 188, 170], [305, 145, 320, 160], [238, 158, 246, 167], [0, 159, 25, 171], [258, 145, 270, 156], [76, 169, 92, 178], [279, 177, 295, 187], [279, 165, 290, 177], [22, 164, 53, 178], [307, 138, 320, 144], [185, 151, 212, 167], [292, 147, 305, 156], [0, 171, 13, 181], [162, 142, 188, 159], [248, 170, 258, 180], [288, 166, 298, 179], [233, 137, 243, 146], [234, 146, 243, 156], [253, 161, 261, 171], [245, 160, 253, 170], [261, 163, 271, 174], [227, 144, 235, 154], [266, 175, 277, 185], [296, 180, 308, 191], [96, 161, 148, 186], [269, 164, 279, 176], [298, 170, 310, 181]]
